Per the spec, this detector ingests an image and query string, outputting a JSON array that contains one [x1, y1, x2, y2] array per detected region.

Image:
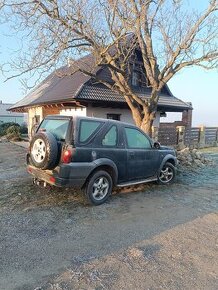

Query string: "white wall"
[[86, 105, 160, 127], [86, 105, 134, 123], [28, 107, 43, 135]]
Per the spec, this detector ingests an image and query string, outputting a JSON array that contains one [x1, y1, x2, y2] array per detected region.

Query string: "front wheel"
[[85, 170, 113, 205], [157, 162, 176, 184]]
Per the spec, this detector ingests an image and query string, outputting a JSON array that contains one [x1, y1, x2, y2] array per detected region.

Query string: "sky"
[[0, 1, 217, 127]]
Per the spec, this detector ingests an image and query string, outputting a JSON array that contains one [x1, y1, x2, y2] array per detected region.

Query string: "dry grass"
[[199, 147, 218, 153]]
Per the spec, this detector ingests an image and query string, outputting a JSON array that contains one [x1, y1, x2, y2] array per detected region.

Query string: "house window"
[[107, 114, 121, 121]]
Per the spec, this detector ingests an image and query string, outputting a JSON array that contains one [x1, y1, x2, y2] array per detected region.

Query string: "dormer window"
[[132, 71, 140, 86]]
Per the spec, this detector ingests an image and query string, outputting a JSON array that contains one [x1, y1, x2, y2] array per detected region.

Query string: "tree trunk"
[[129, 106, 155, 136], [128, 96, 157, 136], [140, 111, 156, 137], [122, 88, 158, 137]]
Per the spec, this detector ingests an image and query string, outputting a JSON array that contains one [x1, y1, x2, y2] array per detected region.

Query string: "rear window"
[[38, 118, 69, 141], [79, 120, 101, 142]]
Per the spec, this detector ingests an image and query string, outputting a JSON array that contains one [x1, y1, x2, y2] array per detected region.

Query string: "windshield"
[[38, 118, 69, 141]]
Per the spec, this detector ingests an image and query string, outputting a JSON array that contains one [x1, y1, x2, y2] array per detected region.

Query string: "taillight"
[[61, 149, 72, 164], [49, 176, 56, 184]]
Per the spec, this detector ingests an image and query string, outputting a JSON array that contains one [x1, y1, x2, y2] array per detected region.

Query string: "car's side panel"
[[121, 125, 161, 180], [126, 148, 160, 180], [74, 121, 127, 183], [92, 148, 127, 183]]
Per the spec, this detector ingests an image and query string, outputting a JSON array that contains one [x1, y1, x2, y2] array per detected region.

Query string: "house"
[[0, 100, 26, 125], [9, 53, 192, 135]]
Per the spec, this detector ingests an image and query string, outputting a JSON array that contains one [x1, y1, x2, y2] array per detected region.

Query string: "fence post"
[[176, 126, 185, 149], [216, 128, 218, 146], [152, 126, 159, 141], [199, 126, 206, 148]]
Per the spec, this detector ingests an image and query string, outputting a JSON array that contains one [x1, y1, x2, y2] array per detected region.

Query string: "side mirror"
[[153, 141, 161, 149]]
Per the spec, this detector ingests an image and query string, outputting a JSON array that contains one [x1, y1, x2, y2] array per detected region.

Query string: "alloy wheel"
[[159, 165, 174, 183], [92, 177, 109, 201]]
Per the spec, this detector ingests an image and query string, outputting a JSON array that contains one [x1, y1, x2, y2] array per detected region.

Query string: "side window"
[[125, 127, 151, 149], [79, 120, 101, 142], [102, 125, 117, 147]]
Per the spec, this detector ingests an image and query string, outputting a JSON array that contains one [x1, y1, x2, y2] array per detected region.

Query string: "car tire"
[[85, 170, 113, 205], [157, 162, 176, 184], [29, 132, 58, 170]]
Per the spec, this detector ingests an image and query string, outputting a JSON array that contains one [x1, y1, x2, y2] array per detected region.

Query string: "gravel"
[[0, 142, 217, 290]]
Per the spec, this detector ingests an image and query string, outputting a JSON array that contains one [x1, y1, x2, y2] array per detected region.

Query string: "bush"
[[0, 122, 28, 139], [6, 125, 21, 141], [20, 125, 28, 134], [0, 122, 20, 136]]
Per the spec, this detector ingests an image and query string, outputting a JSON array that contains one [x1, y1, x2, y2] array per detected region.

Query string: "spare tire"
[[29, 132, 58, 170]]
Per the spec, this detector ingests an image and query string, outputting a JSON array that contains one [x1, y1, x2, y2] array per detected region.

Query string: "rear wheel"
[[85, 170, 113, 205], [158, 162, 176, 184]]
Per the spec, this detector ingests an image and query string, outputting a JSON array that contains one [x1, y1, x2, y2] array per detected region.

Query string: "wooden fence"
[[156, 126, 218, 147], [184, 127, 200, 146], [205, 127, 218, 144], [158, 127, 178, 146]]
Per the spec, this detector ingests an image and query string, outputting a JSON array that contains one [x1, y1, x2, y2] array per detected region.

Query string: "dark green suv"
[[27, 115, 177, 205]]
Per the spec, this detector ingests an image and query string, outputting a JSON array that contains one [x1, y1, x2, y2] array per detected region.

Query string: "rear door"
[[124, 127, 160, 180]]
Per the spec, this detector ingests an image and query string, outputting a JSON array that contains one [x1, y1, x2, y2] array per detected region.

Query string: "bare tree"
[[0, 0, 217, 135]]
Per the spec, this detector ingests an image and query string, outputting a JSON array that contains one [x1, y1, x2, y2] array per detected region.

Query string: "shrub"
[[0, 122, 20, 136], [20, 125, 28, 134], [6, 125, 21, 141]]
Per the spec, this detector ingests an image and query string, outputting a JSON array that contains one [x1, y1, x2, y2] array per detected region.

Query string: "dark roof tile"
[[9, 52, 191, 112], [77, 85, 192, 110], [9, 54, 96, 110]]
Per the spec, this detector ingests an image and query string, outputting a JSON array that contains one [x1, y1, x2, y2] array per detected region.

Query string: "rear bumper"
[[27, 165, 86, 187]]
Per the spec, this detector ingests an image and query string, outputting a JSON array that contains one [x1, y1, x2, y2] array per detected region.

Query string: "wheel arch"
[[159, 154, 177, 173], [82, 159, 118, 188], [166, 158, 176, 166]]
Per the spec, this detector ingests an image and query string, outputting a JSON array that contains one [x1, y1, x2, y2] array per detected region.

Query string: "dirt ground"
[[0, 142, 217, 290]]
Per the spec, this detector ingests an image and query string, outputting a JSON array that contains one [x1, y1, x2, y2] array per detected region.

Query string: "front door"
[[124, 127, 160, 180]]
